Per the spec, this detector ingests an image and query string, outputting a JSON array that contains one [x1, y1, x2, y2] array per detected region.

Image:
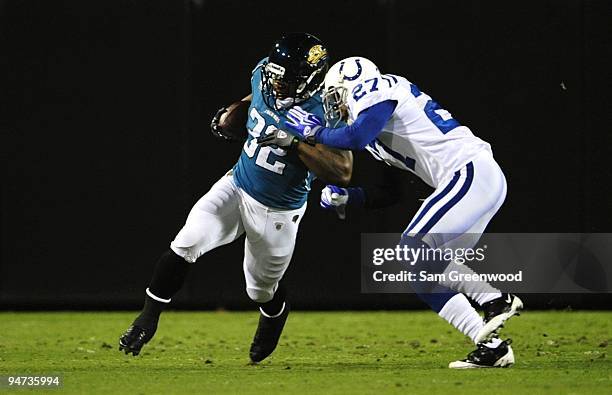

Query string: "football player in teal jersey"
[[119, 33, 352, 362]]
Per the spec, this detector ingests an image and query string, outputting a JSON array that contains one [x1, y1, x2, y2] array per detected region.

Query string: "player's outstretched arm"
[[321, 182, 404, 211], [320, 166, 411, 219], [255, 127, 353, 186], [285, 100, 397, 150], [296, 144, 353, 187]]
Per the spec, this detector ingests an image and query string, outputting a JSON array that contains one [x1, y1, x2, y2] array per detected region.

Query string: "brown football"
[[218, 100, 250, 140]]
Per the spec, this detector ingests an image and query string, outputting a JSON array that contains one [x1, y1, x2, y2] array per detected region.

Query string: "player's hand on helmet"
[[321, 185, 349, 220], [257, 128, 300, 150], [285, 107, 325, 141]]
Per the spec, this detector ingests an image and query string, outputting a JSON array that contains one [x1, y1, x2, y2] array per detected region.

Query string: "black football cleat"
[[249, 302, 290, 363], [449, 339, 514, 369], [475, 293, 524, 343], [118, 324, 157, 356]]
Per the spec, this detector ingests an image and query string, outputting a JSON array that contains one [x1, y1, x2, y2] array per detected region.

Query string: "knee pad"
[[169, 244, 198, 263], [246, 286, 274, 304]]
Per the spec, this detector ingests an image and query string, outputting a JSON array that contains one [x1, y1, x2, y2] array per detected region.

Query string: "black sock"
[[134, 249, 191, 327], [259, 282, 287, 317], [149, 249, 191, 298], [134, 294, 165, 328]]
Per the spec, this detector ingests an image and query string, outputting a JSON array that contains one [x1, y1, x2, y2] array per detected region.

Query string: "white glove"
[[286, 107, 325, 139], [320, 185, 349, 220]]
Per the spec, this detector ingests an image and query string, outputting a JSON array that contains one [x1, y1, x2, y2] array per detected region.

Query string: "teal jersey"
[[233, 58, 325, 209]]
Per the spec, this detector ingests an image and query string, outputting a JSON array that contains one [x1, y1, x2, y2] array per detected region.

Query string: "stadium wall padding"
[[1, 0, 610, 310]]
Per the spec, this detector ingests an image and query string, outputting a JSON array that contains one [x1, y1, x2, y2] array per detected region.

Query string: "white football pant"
[[170, 171, 306, 303], [404, 150, 507, 300], [404, 150, 507, 248]]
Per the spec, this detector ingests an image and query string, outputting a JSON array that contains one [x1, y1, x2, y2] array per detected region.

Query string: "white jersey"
[[348, 74, 491, 187]]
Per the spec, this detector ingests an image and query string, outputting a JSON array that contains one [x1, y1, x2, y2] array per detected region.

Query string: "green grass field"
[[0, 311, 610, 394]]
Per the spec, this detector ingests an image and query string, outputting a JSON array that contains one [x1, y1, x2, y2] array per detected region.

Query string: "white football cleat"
[[475, 293, 524, 344]]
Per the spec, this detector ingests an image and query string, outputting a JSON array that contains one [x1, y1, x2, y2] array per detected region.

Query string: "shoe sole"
[[448, 346, 515, 369], [475, 296, 524, 344]]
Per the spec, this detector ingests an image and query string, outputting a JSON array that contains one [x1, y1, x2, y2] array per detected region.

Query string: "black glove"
[[210, 106, 234, 142], [257, 129, 300, 150]]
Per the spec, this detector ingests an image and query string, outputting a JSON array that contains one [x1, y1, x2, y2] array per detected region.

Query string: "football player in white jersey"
[[261, 57, 523, 368]]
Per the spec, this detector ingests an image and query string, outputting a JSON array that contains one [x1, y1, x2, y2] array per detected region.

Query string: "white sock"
[[438, 294, 485, 344], [440, 264, 502, 305], [483, 337, 502, 348], [467, 291, 502, 306]]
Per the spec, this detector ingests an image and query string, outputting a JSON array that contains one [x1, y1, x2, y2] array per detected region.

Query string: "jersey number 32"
[[243, 108, 286, 175]]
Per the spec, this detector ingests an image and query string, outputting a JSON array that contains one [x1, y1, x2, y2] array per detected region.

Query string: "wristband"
[[347, 187, 366, 207], [304, 135, 317, 146]]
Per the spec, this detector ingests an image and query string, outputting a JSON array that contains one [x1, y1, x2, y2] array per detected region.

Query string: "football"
[[217, 100, 250, 141]]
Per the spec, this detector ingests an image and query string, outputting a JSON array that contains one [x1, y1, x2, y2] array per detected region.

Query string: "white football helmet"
[[323, 57, 381, 126]]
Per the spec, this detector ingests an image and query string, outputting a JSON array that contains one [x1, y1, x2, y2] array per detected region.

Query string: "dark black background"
[[1, 0, 610, 309]]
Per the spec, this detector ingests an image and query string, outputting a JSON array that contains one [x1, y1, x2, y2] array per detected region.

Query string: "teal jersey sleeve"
[[233, 58, 325, 209]]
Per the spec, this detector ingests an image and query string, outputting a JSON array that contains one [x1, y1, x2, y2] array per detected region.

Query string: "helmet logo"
[[307, 45, 327, 65], [339, 59, 362, 81]]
